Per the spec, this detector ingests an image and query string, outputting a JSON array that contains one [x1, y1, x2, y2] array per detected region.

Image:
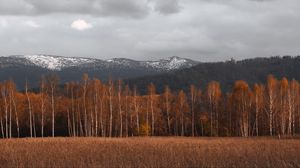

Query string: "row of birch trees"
[[1, 74, 300, 138]]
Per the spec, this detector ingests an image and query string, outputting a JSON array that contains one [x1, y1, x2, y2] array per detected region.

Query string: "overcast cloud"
[[0, 0, 299, 61]]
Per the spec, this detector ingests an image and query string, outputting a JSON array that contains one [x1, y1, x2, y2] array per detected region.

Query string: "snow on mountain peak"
[[144, 56, 192, 70], [166, 56, 188, 70], [21, 55, 96, 70], [105, 58, 135, 66]]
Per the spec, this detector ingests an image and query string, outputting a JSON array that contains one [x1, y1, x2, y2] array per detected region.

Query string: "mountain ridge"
[[0, 55, 198, 71], [0, 54, 199, 88]]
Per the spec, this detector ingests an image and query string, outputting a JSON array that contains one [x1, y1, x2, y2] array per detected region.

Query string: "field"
[[0, 137, 299, 168]]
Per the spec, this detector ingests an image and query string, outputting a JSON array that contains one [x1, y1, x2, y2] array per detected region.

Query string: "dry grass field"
[[0, 137, 299, 168]]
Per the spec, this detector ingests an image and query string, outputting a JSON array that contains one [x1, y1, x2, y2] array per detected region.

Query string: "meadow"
[[0, 137, 299, 168]]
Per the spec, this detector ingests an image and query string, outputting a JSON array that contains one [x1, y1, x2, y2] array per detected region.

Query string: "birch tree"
[[232, 80, 252, 137], [253, 84, 264, 136], [177, 90, 189, 136], [148, 83, 156, 136], [163, 86, 173, 135], [190, 85, 197, 137], [25, 81, 33, 138], [266, 75, 277, 136], [46, 74, 59, 137], [206, 81, 222, 136], [108, 79, 113, 137]]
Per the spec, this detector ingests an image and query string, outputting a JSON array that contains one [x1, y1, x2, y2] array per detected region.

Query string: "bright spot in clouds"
[[25, 20, 41, 28], [0, 19, 8, 28], [71, 19, 93, 31]]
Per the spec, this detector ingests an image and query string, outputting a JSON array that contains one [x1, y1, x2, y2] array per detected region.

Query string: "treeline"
[[1, 74, 300, 138]]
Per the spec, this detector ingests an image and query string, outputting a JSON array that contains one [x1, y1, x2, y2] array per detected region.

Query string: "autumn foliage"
[[1, 74, 300, 138]]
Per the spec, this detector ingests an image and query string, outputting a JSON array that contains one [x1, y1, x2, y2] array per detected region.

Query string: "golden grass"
[[0, 137, 299, 168]]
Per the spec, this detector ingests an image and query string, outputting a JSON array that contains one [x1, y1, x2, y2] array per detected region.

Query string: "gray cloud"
[[0, 0, 34, 15], [94, 0, 149, 18], [0, 0, 150, 18], [152, 0, 182, 15], [0, 0, 300, 62]]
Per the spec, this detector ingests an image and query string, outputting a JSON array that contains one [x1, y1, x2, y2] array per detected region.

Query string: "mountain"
[[0, 55, 198, 88], [124, 56, 300, 94]]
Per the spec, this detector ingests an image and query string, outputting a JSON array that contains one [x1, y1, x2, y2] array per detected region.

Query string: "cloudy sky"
[[0, 0, 299, 61]]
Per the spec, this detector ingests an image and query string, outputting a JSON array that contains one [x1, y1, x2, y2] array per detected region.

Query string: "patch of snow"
[[144, 56, 190, 70], [105, 58, 137, 67], [21, 55, 96, 70], [167, 56, 187, 70]]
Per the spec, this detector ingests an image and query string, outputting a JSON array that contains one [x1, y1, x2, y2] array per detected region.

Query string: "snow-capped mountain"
[[0, 55, 198, 71], [0, 55, 198, 88], [143, 56, 196, 70], [23, 55, 97, 70], [1, 55, 97, 70]]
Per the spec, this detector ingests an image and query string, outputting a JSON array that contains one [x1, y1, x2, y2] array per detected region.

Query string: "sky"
[[0, 0, 300, 62]]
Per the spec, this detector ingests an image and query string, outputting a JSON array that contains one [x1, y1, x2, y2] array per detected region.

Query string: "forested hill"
[[125, 56, 300, 94]]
